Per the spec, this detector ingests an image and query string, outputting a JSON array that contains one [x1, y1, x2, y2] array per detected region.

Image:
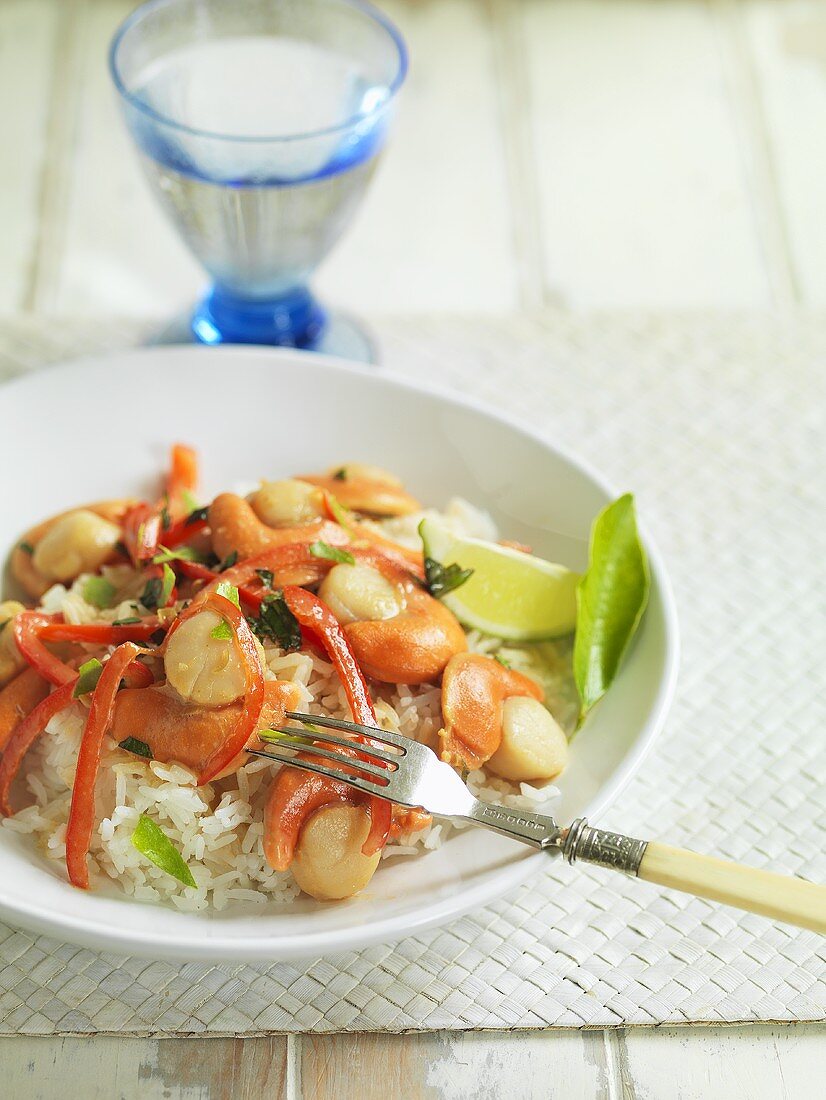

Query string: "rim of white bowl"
[[0, 346, 680, 960]]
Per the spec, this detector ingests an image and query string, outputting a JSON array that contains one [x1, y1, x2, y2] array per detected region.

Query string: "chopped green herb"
[[73, 658, 104, 697], [309, 540, 355, 565], [151, 545, 202, 565], [185, 505, 209, 526], [219, 550, 239, 571], [181, 489, 199, 514], [494, 654, 512, 669], [112, 616, 142, 626], [18, 541, 34, 556], [140, 564, 175, 610], [215, 581, 240, 608], [160, 503, 171, 531], [424, 557, 474, 599], [141, 577, 162, 610], [131, 814, 196, 888], [325, 493, 356, 532], [210, 619, 233, 640], [248, 591, 301, 652], [332, 467, 348, 481], [255, 568, 274, 589], [82, 575, 116, 609], [118, 737, 153, 760]]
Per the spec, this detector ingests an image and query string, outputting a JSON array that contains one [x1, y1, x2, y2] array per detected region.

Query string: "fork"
[[249, 711, 826, 934]]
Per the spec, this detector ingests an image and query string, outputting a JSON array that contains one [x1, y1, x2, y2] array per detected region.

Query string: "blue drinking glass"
[[109, 0, 407, 358]]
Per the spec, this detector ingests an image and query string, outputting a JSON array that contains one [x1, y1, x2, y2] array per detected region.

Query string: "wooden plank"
[[0, 0, 59, 312], [740, 0, 826, 305], [56, 0, 517, 318], [301, 1030, 607, 1100], [623, 1024, 826, 1099], [0, 1034, 288, 1100], [520, 0, 770, 308]]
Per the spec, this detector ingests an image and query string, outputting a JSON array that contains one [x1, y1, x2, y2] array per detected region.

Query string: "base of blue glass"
[[191, 286, 328, 349], [149, 288, 377, 363]]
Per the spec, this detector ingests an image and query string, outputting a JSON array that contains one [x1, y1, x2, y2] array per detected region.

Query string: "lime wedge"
[[419, 518, 578, 641]]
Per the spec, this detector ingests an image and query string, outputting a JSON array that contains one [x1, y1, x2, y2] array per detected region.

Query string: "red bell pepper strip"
[[0, 680, 77, 817], [175, 545, 331, 612], [14, 613, 76, 686], [282, 587, 374, 726], [161, 514, 209, 550], [278, 586, 392, 857], [162, 592, 265, 785], [121, 502, 162, 564], [65, 642, 150, 889], [14, 613, 156, 686], [39, 620, 162, 645]]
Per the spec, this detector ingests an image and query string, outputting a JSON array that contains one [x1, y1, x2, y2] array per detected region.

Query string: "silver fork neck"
[[464, 799, 562, 849]]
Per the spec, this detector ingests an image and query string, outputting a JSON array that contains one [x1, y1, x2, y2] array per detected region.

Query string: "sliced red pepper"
[[122, 502, 162, 564], [162, 514, 209, 550], [276, 587, 392, 858], [39, 620, 162, 645], [14, 613, 76, 686], [65, 642, 149, 889], [282, 588, 375, 726], [0, 680, 77, 817], [175, 544, 332, 612]]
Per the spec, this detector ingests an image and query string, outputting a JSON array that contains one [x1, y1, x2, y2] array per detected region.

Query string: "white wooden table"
[[1, 0, 825, 1095]]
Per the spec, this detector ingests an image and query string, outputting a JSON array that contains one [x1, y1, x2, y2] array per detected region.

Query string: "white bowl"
[[1, 346, 678, 960]]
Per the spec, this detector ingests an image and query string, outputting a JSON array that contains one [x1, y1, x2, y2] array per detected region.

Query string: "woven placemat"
[[0, 312, 823, 1034]]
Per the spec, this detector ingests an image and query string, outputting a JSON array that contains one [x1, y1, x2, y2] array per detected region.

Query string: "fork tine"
[[260, 731, 394, 780], [265, 719, 403, 765], [247, 746, 394, 800], [285, 710, 411, 751]]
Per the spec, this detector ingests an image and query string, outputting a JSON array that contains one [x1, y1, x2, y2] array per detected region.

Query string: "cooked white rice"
[[3, 499, 572, 911]]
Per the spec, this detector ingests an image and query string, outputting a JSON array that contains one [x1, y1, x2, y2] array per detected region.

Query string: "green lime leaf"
[[131, 814, 196, 888], [118, 736, 153, 760], [112, 616, 142, 626], [215, 581, 240, 608], [82, 576, 116, 609], [73, 658, 104, 697], [424, 557, 474, 598], [210, 619, 233, 640], [574, 494, 650, 725], [309, 540, 355, 565]]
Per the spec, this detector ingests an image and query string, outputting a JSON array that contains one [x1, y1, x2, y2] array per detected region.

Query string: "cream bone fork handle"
[[250, 712, 826, 935]]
